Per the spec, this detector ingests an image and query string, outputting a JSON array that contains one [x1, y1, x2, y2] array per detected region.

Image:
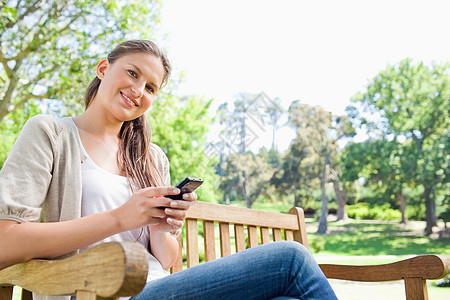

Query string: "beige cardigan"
[[0, 114, 170, 300], [0, 114, 170, 224]]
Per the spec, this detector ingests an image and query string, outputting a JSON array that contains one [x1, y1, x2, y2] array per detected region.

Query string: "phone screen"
[[167, 177, 203, 200]]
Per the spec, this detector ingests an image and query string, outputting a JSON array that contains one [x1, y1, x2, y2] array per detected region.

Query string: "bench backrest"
[[171, 201, 309, 272]]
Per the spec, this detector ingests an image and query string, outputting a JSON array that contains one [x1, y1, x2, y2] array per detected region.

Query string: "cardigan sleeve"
[[0, 115, 56, 223], [150, 143, 171, 186]]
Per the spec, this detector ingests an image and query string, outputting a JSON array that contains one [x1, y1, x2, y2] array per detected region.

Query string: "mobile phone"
[[166, 177, 203, 200]]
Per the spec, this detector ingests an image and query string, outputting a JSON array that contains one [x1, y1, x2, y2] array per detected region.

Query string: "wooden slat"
[[0, 286, 13, 300], [203, 221, 216, 262], [188, 201, 299, 230], [289, 207, 310, 248], [260, 227, 270, 244], [234, 224, 246, 252], [0, 242, 148, 298], [186, 219, 199, 268], [219, 222, 231, 257], [21, 289, 32, 300], [285, 230, 294, 241], [404, 278, 427, 300], [319, 255, 447, 282], [76, 290, 97, 300], [272, 228, 282, 241], [248, 226, 258, 248]]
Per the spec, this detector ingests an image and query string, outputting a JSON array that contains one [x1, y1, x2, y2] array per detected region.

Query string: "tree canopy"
[[0, 0, 163, 122], [347, 59, 449, 234]]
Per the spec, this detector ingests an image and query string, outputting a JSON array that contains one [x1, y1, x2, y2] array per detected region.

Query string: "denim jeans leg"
[[131, 241, 337, 300]]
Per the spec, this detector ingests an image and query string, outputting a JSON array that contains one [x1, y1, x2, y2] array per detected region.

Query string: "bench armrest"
[[319, 254, 448, 282], [0, 242, 149, 298]]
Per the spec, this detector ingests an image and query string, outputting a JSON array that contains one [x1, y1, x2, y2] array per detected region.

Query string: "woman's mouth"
[[121, 92, 139, 107]]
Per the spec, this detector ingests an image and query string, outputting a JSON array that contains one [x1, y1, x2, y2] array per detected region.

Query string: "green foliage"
[[0, 0, 163, 122], [149, 94, 220, 203], [219, 151, 276, 207], [434, 274, 450, 288], [308, 237, 325, 254], [346, 203, 402, 221], [438, 196, 450, 223], [346, 59, 450, 233], [0, 100, 42, 168]]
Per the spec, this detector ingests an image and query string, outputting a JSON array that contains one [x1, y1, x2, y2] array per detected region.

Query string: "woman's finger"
[[164, 207, 187, 219], [167, 217, 184, 228]]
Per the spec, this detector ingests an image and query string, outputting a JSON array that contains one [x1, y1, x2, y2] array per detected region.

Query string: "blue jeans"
[[132, 241, 337, 300]]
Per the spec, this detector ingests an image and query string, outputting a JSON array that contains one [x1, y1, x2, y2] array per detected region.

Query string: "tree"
[[272, 135, 317, 208], [339, 139, 417, 224], [348, 59, 449, 234], [277, 102, 355, 233], [330, 115, 356, 221], [0, 0, 162, 123], [279, 102, 333, 233], [264, 96, 284, 150], [149, 94, 220, 203], [213, 92, 284, 206], [219, 152, 275, 208], [0, 100, 41, 168]]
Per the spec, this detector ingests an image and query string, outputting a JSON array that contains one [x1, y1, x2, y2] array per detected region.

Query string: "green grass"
[[233, 200, 450, 256], [306, 219, 450, 256], [304, 219, 450, 299], [235, 201, 450, 299]]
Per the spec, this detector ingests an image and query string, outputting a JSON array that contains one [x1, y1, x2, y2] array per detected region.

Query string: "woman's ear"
[[96, 59, 109, 80]]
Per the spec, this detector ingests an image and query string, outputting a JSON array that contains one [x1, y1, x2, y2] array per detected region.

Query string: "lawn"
[[249, 201, 450, 299], [307, 219, 450, 256], [305, 218, 450, 300]]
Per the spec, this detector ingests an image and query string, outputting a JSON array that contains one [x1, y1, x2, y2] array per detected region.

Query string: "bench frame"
[[1, 202, 448, 300]]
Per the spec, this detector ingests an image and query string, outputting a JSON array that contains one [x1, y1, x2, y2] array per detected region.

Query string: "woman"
[[0, 40, 337, 299]]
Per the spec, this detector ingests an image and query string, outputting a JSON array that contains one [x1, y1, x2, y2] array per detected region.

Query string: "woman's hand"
[[150, 191, 198, 234], [108, 187, 178, 231], [109, 186, 197, 233]]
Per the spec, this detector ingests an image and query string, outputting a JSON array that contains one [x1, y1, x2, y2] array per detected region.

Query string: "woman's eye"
[[145, 85, 154, 94], [128, 70, 137, 78]]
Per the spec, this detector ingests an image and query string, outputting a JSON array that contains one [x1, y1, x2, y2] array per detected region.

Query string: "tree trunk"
[[317, 167, 329, 234], [244, 186, 251, 208], [424, 186, 436, 235], [243, 173, 251, 208], [397, 190, 408, 224], [293, 176, 302, 208], [333, 180, 348, 221]]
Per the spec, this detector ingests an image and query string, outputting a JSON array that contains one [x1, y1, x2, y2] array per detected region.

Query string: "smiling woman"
[[0, 40, 338, 300]]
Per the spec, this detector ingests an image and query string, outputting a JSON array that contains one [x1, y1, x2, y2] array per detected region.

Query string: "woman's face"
[[94, 52, 165, 122]]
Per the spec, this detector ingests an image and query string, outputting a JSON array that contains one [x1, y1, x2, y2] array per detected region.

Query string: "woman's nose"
[[131, 82, 145, 98]]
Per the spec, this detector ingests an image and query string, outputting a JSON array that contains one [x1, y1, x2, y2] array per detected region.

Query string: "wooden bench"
[[1, 201, 448, 300]]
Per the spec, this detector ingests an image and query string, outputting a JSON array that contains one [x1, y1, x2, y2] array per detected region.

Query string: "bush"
[[308, 237, 325, 254], [434, 274, 450, 288], [347, 203, 402, 220], [406, 203, 426, 221]]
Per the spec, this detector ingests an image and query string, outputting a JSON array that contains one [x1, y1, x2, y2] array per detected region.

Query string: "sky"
[[158, 0, 450, 152]]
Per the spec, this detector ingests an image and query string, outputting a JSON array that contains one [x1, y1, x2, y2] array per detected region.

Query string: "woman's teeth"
[[122, 93, 137, 106]]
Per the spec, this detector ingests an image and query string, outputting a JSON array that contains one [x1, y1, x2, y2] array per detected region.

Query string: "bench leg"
[[76, 290, 97, 300], [0, 286, 13, 300], [21, 289, 32, 300], [404, 278, 428, 300]]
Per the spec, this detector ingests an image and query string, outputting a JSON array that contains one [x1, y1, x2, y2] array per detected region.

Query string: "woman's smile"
[[120, 91, 139, 107]]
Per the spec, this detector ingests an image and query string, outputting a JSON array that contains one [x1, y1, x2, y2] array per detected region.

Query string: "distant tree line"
[[213, 59, 449, 235]]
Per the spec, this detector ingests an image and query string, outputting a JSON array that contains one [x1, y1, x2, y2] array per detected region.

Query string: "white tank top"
[[73, 120, 168, 282]]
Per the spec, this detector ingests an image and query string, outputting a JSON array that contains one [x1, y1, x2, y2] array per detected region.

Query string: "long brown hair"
[[84, 40, 171, 189]]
